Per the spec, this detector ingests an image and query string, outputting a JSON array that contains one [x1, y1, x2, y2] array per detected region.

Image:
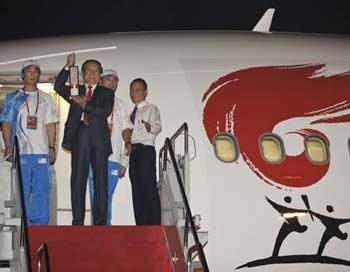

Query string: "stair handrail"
[[168, 123, 190, 247], [158, 123, 188, 179], [36, 243, 51, 272], [13, 136, 33, 272], [160, 124, 209, 271], [158, 122, 189, 242], [170, 123, 189, 155], [187, 244, 199, 272]]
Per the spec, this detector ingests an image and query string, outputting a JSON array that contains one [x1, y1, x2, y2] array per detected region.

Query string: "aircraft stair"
[[0, 124, 208, 271], [29, 226, 184, 271]]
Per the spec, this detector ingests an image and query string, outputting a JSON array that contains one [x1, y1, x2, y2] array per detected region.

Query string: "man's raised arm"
[[54, 53, 76, 102]]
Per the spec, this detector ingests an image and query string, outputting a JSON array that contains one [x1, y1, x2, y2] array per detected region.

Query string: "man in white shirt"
[[129, 78, 162, 225], [88, 69, 132, 225], [0, 60, 58, 225]]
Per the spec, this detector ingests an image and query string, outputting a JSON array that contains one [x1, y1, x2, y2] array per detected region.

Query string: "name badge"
[[27, 116, 38, 129], [111, 169, 118, 176], [38, 158, 47, 164]]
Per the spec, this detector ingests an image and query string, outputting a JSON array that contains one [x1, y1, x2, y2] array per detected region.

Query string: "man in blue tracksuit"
[[0, 60, 58, 225]]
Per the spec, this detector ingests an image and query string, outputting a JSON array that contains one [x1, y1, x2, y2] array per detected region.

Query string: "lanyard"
[[110, 108, 114, 123], [23, 90, 39, 116], [110, 102, 115, 123], [108, 102, 116, 136]]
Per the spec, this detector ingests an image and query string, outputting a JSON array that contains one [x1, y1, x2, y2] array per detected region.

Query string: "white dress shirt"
[[109, 96, 132, 167], [131, 100, 162, 147]]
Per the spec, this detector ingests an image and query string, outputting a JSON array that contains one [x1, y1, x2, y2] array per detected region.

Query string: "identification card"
[[27, 116, 38, 129], [70, 66, 79, 96]]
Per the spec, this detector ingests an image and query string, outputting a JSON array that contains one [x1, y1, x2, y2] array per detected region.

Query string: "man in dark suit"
[[54, 53, 114, 225]]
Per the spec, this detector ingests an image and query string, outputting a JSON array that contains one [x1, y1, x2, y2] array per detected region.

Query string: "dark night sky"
[[0, 0, 349, 41]]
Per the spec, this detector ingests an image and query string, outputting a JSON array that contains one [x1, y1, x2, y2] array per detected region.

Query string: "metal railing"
[[187, 244, 200, 272], [13, 136, 33, 272], [170, 123, 189, 154], [37, 243, 51, 272], [159, 123, 209, 272], [159, 123, 188, 178]]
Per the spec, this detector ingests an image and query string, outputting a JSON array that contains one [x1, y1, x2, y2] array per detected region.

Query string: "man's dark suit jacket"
[[54, 68, 114, 155]]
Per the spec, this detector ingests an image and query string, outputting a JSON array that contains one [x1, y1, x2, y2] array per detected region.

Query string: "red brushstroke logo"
[[202, 64, 350, 188]]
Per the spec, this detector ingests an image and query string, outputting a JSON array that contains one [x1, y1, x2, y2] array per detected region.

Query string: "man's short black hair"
[[82, 59, 103, 74], [130, 78, 147, 91]]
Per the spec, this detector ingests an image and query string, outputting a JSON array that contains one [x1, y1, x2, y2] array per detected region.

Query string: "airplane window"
[[259, 134, 285, 164], [305, 135, 329, 164], [213, 133, 239, 162]]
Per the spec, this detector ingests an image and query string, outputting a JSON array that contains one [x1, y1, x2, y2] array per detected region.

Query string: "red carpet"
[[28, 226, 185, 272]]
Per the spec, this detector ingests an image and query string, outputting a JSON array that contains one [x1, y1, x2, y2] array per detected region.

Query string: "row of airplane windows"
[[213, 133, 329, 164]]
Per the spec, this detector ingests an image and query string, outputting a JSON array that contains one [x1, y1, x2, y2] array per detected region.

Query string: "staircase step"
[[4, 218, 21, 227], [4, 201, 15, 208], [0, 231, 13, 260], [0, 261, 9, 268], [29, 226, 165, 243], [28, 225, 182, 272], [50, 260, 172, 272], [31, 247, 172, 272], [30, 241, 170, 262]]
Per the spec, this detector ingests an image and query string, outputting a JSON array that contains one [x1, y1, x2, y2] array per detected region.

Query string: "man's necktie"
[[83, 85, 93, 126], [130, 106, 137, 124]]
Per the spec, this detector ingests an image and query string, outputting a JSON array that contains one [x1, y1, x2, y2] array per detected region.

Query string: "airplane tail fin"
[[253, 8, 275, 33]]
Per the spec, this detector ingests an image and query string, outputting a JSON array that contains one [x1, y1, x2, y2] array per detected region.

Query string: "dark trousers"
[[129, 144, 161, 225], [71, 124, 108, 225]]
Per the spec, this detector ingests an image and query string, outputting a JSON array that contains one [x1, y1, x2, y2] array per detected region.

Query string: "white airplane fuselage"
[[1, 31, 350, 271]]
